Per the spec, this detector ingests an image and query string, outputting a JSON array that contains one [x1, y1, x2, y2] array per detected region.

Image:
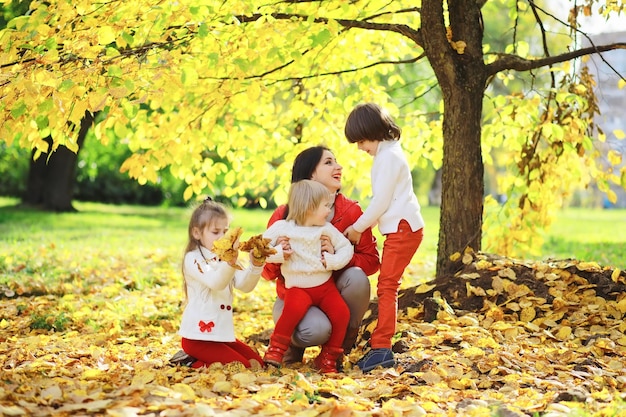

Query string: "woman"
[[262, 145, 380, 367]]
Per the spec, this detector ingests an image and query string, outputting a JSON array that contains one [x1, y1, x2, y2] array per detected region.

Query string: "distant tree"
[[1, 0, 624, 277], [21, 112, 93, 211]]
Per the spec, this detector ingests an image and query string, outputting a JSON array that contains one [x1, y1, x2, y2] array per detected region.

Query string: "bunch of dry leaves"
[[1, 249, 626, 416]]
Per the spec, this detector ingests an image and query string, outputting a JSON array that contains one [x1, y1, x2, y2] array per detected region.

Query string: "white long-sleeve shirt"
[[263, 220, 354, 289], [178, 246, 263, 342], [352, 140, 425, 235]]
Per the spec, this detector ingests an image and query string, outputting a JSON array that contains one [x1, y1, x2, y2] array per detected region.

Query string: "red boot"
[[313, 346, 344, 374], [264, 335, 291, 367]]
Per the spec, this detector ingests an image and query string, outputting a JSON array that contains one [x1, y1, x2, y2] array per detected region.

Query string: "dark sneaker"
[[169, 350, 195, 367], [356, 348, 395, 372]]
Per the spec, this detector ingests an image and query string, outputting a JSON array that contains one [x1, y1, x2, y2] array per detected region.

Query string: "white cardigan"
[[178, 247, 262, 342], [352, 140, 425, 235], [263, 220, 354, 289]]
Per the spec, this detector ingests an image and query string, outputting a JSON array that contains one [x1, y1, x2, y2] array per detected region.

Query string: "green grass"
[[538, 208, 626, 269], [1, 197, 624, 285]]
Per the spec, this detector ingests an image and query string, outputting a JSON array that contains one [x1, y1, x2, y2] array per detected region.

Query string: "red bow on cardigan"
[[199, 320, 215, 333]]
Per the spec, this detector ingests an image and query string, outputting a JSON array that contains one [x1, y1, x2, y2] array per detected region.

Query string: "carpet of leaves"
[[1, 247, 626, 417]]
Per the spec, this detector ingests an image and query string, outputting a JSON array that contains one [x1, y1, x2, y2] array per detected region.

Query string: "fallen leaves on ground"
[[1, 247, 626, 416]]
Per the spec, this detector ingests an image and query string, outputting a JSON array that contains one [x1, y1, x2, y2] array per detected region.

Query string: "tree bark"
[[421, 0, 486, 277], [22, 113, 94, 212]]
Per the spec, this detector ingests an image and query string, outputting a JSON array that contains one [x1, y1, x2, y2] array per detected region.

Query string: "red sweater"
[[262, 193, 380, 300]]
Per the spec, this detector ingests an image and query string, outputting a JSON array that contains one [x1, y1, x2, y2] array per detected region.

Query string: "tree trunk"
[[437, 83, 485, 276], [421, 0, 486, 278], [428, 169, 442, 206], [22, 113, 94, 212]]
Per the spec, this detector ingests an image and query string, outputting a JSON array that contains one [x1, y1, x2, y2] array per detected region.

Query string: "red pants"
[[274, 279, 349, 349], [182, 338, 264, 368], [371, 220, 423, 349]]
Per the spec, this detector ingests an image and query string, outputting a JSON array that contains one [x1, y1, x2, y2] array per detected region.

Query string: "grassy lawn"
[[539, 208, 626, 269], [1, 196, 624, 289]]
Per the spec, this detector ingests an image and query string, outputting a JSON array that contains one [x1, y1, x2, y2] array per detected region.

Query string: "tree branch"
[[485, 43, 626, 79], [526, 0, 626, 83], [235, 13, 423, 45], [203, 54, 427, 84]]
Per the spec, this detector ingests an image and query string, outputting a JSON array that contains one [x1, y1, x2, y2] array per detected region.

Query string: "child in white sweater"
[[344, 103, 425, 372], [177, 197, 265, 368], [263, 180, 354, 373]]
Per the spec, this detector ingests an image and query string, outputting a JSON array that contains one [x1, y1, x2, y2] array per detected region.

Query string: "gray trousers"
[[272, 266, 371, 347]]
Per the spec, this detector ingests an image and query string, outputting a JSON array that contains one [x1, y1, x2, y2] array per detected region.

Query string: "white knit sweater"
[[352, 140, 424, 235], [178, 247, 263, 342], [263, 220, 354, 289]]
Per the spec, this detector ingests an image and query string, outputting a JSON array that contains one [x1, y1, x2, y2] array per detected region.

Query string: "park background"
[[1, 0, 626, 416]]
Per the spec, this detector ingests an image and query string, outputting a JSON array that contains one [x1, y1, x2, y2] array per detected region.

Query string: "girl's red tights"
[[181, 338, 264, 368]]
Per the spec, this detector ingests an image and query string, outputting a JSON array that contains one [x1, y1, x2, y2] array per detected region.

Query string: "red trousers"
[[181, 338, 264, 368], [371, 220, 423, 349], [273, 279, 349, 349]]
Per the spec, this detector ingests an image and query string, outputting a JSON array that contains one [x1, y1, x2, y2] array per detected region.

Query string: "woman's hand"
[[276, 236, 293, 260], [320, 234, 335, 255], [344, 226, 362, 245]]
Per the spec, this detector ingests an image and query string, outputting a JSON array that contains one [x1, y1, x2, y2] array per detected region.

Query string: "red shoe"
[[313, 346, 344, 374], [264, 346, 285, 367], [264, 335, 290, 367]]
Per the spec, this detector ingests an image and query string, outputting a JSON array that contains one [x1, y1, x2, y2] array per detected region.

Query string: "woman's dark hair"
[[284, 145, 333, 220], [344, 103, 401, 143], [291, 145, 331, 183]]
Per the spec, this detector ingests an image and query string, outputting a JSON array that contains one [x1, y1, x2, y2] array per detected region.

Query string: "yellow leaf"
[[577, 261, 601, 271], [181, 66, 199, 86], [498, 267, 517, 280], [452, 40, 466, 54], [466, 282, 486, 296], [172, 383, 196, 401], [449, 252, 461, 262], [253, 383, 283, 400], [608, 150, 622, 166], [131, 369, 155, 386], [475, 259, 492, 270], [614, 129, 625, 139], [555, 326, 572, 340], [462, 346, 485, 359], [414, 283, 436, 293], [82, 368, 103, 380], [183, 185, 194, 201], [97, 26, 117, 45], [231, 372, 257, 386], [294, 372, 315, 392], [212, 380, 233, 393], [462, 253, 473, 264], [421, 370, 441, 384], [88, 92, 109, 112], [520, 306, 536, 322], [69, 99, 88, 125], [612, 268, 622, 283], [41, 385, 63, 401], [0, 405, 27, 415]]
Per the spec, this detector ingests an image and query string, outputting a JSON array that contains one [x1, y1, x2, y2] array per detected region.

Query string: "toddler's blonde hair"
[[286, 180, 331, 225]]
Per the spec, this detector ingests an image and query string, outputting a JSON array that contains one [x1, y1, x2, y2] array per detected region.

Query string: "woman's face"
[[310, 150, 342, 193]]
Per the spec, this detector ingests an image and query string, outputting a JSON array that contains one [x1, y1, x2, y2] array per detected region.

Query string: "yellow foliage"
[[2, 0, 626, 413]]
